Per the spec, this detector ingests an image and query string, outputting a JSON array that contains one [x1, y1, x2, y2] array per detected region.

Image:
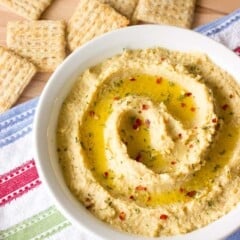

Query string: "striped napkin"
[[1, 9, 240, 240]]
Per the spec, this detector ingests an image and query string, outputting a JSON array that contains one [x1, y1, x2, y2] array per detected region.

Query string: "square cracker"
[[67, 0, 129, 52], [134, 0, 196, 28], [0, 0, 53, 20], [0, 46, 36, 113], [7, 20, 66, 72], [99, 0, 138, 19]]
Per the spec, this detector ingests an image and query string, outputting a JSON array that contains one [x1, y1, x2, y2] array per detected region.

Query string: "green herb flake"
[[177, 94, 186, 101], [213, 164, 221, 172], [88, 132, 93, 137], [129, 116, 136, 123], [134, 208, 140, 214], [219, 149, 226, 155], [185, 64, 201, 75], [207, 201, 214, 207]]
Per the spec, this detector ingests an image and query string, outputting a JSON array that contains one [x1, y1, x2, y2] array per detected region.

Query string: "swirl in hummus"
[[57, 48, 240, 237]]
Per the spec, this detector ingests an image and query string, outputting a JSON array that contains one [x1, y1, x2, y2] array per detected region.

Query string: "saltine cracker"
[[7, 20, 66, 72], [67, 0, 129, 51], [99, 0, 138, 19], [0, 46, 36, 113], [0, 0, 53, 20], [134, 0, 196, 28]]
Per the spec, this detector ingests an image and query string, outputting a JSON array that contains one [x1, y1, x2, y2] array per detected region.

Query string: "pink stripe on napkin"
[[0, 159, 41, 206]]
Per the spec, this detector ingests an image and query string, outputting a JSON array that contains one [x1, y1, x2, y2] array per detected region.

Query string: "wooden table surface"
[[0, 0, 239, 106]]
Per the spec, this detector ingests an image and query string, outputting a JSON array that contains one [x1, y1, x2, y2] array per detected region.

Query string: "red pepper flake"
[[135, 153, 142, 162], [147, 196, 151, 202], [103, 171, 109, 178], [156, 77, 162, 84], [142, 104, 149, 110], [171, 161, 176, 165], [185, 92, 192, 97], [135, 118, 142, 126], [181, 103, 186, 108], [132, 118, 142, 130], [212, 118, 217, 123], [190, 107, 196, 112], [119, 211, 126, 221], [133, 125, 138, 130], [178, 133, 182, 138], [229, 94, 234, 98], [145, 119, 151, 127], [86, 203, 94, 209], [222, 104, 229, 111], [186, 190, 196, 197], [130, 77, 136, 81], [113, 96, 120, 100], [129, 195, 135, 200], [189, 144, 193, 148], [160, 214, 168, 220], [135, 185, 147, 191], [164, 119, 169, 124], [89, 110, 95, 117], [179, 188, 185, 193]]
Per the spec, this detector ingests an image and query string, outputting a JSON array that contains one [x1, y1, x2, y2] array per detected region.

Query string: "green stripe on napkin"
[[0, 206, 71, 240]]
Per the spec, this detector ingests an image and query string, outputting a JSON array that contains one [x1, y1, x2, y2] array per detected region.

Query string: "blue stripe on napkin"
[[196, 8, 240, 36], [0, 98, 38, 148]]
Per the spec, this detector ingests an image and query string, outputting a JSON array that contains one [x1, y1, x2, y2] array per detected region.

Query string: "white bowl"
[[34, 25, 240, 240]]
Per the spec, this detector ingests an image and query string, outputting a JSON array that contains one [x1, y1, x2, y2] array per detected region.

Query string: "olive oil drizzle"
[[80, 74, 239, 206]]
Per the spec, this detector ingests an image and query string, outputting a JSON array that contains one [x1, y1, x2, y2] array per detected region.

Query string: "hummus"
[[57, 48, 240, 237]]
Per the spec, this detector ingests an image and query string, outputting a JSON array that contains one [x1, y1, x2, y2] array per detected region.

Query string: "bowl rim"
[[34, 24, 240, 240]]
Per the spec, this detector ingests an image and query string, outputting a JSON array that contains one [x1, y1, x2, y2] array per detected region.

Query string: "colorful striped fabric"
[[1, 9, 240, 240], [0, 160, 41, 206]]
